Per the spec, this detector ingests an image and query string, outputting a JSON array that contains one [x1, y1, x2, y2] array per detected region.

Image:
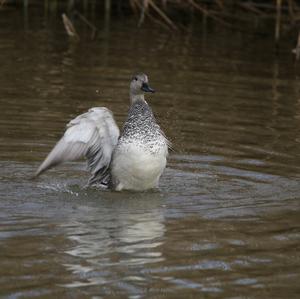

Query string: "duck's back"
[[110, 99, 168, 191]]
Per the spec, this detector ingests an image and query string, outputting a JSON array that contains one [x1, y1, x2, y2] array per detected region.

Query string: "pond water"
[[0, 6, 300, 299]]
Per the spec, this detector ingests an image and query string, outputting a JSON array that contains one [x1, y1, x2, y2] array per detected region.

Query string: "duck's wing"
[[35, 107, 120, 184]]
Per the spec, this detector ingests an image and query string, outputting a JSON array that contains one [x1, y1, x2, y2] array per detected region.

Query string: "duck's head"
[[130, 73, 155, 98]]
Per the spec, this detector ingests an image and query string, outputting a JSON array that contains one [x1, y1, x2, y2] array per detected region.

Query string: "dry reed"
[[2, 0, 300, 43]]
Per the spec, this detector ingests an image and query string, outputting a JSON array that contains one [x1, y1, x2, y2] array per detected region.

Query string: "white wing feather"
[[36, 107, 119, 183]]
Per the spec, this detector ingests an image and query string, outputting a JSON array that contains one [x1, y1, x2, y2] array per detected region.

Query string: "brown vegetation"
[[2, 1, 300, 44]]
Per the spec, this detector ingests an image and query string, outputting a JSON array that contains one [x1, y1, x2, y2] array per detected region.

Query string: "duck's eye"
[[134, 77, 138, 81]]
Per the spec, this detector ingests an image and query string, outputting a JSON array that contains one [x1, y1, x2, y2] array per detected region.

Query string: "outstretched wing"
[[35, 107, 120, 184]]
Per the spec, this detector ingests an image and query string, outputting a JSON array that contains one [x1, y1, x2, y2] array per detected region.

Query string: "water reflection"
[[61, 193, 165, 287]]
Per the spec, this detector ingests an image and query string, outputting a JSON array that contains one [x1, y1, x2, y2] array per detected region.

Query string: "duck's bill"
[[141, 82, 155, 93]]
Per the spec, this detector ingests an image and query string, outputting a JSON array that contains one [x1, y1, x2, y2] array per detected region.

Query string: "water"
[[1, 7, 300, 298]]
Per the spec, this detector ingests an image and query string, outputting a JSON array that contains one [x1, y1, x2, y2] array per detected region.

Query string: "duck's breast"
[[111, 141, 168, 191]]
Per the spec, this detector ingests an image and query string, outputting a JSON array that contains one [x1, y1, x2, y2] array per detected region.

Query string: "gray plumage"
[[36, 73, 169, 191], [120, 99, 167, 153]]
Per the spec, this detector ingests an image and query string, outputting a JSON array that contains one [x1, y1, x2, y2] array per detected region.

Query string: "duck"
[[35, 73, 170, 191]]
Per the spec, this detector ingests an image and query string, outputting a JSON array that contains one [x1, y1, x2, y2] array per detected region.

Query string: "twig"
[[62, 13, 80, 41], [74, 10, 98, 40], [133, 0, 170, 30], [133, 0, 177, 30], [148, 0, 177, 30], [188, 0, 209, 16]]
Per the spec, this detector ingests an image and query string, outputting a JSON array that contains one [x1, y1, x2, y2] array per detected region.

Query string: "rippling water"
[[0, 7, 300, 299]]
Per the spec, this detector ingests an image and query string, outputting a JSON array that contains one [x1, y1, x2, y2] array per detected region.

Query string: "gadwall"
[[36, 73, 170, 191]]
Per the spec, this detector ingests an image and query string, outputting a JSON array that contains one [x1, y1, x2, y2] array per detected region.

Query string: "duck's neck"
[[130, 93, 145, 105]]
